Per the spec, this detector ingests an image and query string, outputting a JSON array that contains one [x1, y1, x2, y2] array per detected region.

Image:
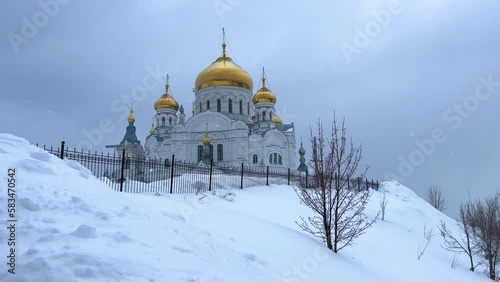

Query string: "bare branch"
[[417, 225, 435, 260], [380, 190, 389, 221]]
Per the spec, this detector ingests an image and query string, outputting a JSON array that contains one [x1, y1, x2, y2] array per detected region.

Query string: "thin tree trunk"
[[489, 256, 495, 280], [466, 231, 474, 271], [324, 193, 333, 250], [333, 187, 340, 253]]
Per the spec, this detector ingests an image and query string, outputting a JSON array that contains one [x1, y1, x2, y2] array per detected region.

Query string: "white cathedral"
[[120, 33, 303, 171]]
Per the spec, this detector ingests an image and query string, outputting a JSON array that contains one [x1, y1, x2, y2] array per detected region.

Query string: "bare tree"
[[438, 202, 477, 271], [380, 190, 389, 221], [295, 117, 378, 253], [427, 184, 446, 212], [469, 192, 500, 280]]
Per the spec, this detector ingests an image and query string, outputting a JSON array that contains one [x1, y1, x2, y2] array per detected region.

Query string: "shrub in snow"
[[380, 190, 389, 221], [193, 181, 206, 195], [426, 184, 446, 212]]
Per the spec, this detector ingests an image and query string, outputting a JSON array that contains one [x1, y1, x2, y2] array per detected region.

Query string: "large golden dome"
[[253, 73, 277, 104], [154, 79, 179, 111], [195, 38, 253, 92]]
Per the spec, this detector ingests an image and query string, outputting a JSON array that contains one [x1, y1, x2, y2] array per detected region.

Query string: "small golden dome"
[[253, 71, 277, 104], [203, 133, 211, 145], [128, 109, 135, 123], [299, 143, 306, 154], [154, 78, 179, 111], [195, 32, 253, 92], [273, 114, 283, 125], [149, 120, 155, 135]]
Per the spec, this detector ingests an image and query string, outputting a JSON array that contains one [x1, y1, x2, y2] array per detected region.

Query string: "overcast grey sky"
[[1, 0, 499, 216]]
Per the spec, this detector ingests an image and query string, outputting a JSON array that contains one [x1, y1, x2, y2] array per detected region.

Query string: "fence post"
[[60, 141, 65, 159], [120, 149, 125, 192], [371, 179, 374, 190], [287, 168, 290, 185], [266, 166, 269, 186], [365, 178, 368, 190], [357, 177, 361, 191], [376, 180, 379, 191], [240, 163, 244, 189], [209, 158, 213, 192], [169, 154, 175, 194], [305, 169, 308, 188]]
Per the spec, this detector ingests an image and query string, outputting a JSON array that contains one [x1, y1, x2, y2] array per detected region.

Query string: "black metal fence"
[[36, 141, 379, 194]]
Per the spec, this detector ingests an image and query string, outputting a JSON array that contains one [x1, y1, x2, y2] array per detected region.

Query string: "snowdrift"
[[0, 133, 491, 281]]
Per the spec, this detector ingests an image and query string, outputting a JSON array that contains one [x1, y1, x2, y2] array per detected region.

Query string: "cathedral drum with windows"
[[142, 34, 297, 170]]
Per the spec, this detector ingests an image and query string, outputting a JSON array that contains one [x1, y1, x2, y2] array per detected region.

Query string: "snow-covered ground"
[[0, 133, 492, 282]]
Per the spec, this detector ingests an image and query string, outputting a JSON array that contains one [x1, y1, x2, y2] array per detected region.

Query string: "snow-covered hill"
[[0, 133, 491, 282]]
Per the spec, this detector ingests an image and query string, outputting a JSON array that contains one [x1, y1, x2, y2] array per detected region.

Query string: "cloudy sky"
[[1, 0, 499, 216]]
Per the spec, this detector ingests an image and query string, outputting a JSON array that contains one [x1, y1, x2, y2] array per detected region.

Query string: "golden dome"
[[253, 71, 277, 104], [128, 109, 135, 123], [203, 133, 211, 144], [154, 78, 179, 111], [299, 143, 306, 154], [273, 114, 283, 125], [149, 120, 155, 135], [195, 33, 253, 92]]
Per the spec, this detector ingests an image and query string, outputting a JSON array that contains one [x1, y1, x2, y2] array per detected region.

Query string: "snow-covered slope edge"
[[0, 133, 491, 282]]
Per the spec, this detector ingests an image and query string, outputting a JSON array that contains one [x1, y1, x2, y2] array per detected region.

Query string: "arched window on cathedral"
[[239, 100, 243, 114], [207, 100, 210, 110], [217, 144, 223, 161], [162, 117, 165, 126], [263, 111, 266, 120], [169, 117, 172, 126], [228, 99, 233, 113], [253, 154, 258, 164], [197, 145, 203, 162], [199, 102, 202, 112], [247, 103, 250, 115], [268, 153, 283, 165], [269, 111, 273, 120], [217, 99, 221, 112]]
